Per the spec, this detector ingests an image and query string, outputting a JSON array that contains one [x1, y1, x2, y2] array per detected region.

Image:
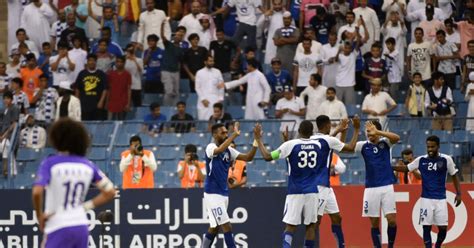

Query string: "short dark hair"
[[98, 38, 108, 45], [147, 34, 159, 42], [25, 53, 36, 61], [103, 6, 114, 11], [150, 102, 160, 111], [216, 28, 225, 33], [3, 91, 13, 99], [302, 38, 312, 44], [327, 87, 336, 93], [184, 144, 197, 153], [87, 54, 98, 61], [39, 74, 48, 80], [432, 71, 445, 81], [310, 73, 321, 83], [176, 26, 187, 32], [125, 43, 134, 51], [16, 28, 26, 36], [129, 135, 142, 145], [211, 123, 225, 134], [42, 42, 51, 48], [49, 118, 90, 156], [346, 11, 355, 17], [412, 72, 422, 78], [426, 135, 440, 146], [414, 27, 424, 34], [316, 115, 331, 130], [57, 41, 69, 49], [11, 77, 23, 87], [298, 120, 314, 137], [115, 55, 126, 62], [247, 59, 258, 69], [213, 102, 223, 110], [401, 148, 413, 156], [72, 35, 82, 43], [371, 42, 382, 49], [436, 29, 446, 36], [188, 33, 200, 41], [371, 120, 382, 131], [385, 37, 396, 45], [177, 101, 186, 107], [244, 46, 255, 53]]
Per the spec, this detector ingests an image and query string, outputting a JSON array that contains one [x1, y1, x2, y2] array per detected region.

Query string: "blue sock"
[[387, 225, 397, 248], [201, 232, 216, 248], [224, 231, 236, 248], [423, 225, 432, 248], [282, 231, 293, 248], [331, 224, 345, 248], [304, 239, 315, 248], [371, 227, 381, 248], [435, 228, 447, 248]]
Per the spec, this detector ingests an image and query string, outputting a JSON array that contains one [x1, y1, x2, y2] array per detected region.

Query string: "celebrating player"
[[310, 115, 359, 248], [353, 120, 400, 248], [255, 118, 359, 248], [32, 118, 116, 247], [392, 135, 462, 248], [201, 122, 258, 248]]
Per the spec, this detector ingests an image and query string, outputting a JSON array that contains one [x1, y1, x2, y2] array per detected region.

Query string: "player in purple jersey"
[[32, 118, 116, 248], [255, 118, 359, 248], [393, 135, 462, 248]]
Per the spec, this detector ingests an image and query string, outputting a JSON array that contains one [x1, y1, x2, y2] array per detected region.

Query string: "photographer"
[[227, 142, 247, 189], [393, 149, 421, 185], [177, 144, 206, 188], [119, 135, 157, 189]]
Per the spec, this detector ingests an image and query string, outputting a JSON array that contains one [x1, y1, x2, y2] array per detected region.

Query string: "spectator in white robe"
[[353, 0, 380, 55], [195, 55, 225, 120], [137, 0, 171, 50], [7, 0, 29, 50], [221, 59, 272, 120], [319, 87, 348, 134], [20, 0, 55, 51], [262, 0, 285, 66], [381, 11, 407, 76]]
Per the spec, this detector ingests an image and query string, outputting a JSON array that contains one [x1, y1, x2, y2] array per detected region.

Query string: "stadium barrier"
[[1, 185, 474, 247]]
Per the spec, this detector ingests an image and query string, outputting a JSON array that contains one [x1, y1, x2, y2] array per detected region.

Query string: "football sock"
[[223, 231, 236, 248], [331, 224, 345, 248], [423, 225, 432, 248], [435, 228, 447, 248], [304, 239, 315, 248], [201, 232, 216, 248], [282, 231, 293, 248], [387, 225, 397, 248], [371, 227, 381, 248]]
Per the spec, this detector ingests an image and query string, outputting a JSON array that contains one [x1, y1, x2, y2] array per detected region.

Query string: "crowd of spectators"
[[2, 0, 474, 182]]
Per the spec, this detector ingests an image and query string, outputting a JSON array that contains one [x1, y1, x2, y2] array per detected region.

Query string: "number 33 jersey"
[[272, 136, 344, 195], [34, 155, 106, 234], [407, 153, 458, 200]]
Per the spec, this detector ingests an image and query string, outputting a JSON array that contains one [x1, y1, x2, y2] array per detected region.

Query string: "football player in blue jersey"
[[353, 120, 400, 248], [255, 118, 359, 248], [201, 122, 258, 248], [393, 135, 462, 248]]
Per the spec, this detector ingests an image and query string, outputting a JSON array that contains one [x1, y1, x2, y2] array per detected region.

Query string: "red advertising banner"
[[319, 184, 474, 247]]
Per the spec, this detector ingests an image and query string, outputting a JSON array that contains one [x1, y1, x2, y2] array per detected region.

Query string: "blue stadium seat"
[[91, 160, 109, 174], [346, 104, 361, 116], [387, 104, 405, 117], [266, 170, 287, 182], [187, 106, 198, 118], [180, 133, 211, 145], [227, 106, 245, 119], [17, 148, 40, 162], [456, 102, 468, 117], [135, 107, 150, 119], [154, 171, 169, 187], [339, 171, 352, 185], [156, 133, 180, 146], [41, 147, 56, 158], [88, 147, 108, 161], [185, 93, 198, 107], [160, 160, 179, 172], [355, 91, 365, 104], [453, 130, 471, 143], [431, 130, 453, 143], [143, 94, 161, 105], [246, 169, 266, 186], [160, 106, 176, 119], [452, 89, 465, 103], [347, 157, 364, 171], [14, 172, 36, 189], [156, 146, 180, 160], [261, 121, 281, 133]]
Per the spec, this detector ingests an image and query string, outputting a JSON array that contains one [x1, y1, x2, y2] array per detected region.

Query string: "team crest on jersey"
[[378, 143, 385, 150], [437, 161, 445, 169], [223, 152, 230, 162]]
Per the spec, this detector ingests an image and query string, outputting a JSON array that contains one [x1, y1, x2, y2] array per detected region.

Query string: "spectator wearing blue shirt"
[[143, 102, 167, 134], [265, 57, 292, 104], [144, 34, 164, 93], [37, 42, 54, 87], [91, 27, 124, 57]]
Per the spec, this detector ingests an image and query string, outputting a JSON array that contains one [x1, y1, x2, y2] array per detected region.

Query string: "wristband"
[[83, 200, 95, 211], [253, 139, 259, 147]]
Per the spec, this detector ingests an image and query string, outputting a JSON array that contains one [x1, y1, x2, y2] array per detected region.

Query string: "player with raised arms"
[[32, 118, 116, 247], [392, 135, 462, 248], [201, 122, 258, 248], [352, 120, 400, 248], [255, 117, 360, 248]]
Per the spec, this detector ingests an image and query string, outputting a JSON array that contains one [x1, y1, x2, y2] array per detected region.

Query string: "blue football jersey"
[[204, 143, 240, 196], [310, 133, 345, 187], [355, 138, 397, 188], [408, 153, 458, 199], [275, 136, 344, 194], [265, 69, 292, 93]]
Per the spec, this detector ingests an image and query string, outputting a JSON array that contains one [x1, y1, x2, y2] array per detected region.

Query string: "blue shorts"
[[45, 225, 88, 248]]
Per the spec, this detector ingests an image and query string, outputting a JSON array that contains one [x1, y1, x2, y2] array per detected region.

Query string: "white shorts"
[[317, 186, 340, 216], [283, 193, 319, 225], [362, 185, 397, 217], [419, 197, 448, 226], [204, 193, 230, 228]]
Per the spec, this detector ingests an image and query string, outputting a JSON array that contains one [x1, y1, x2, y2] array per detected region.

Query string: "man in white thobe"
[[320, 32, 339, 87], [8, 0, 29, 50], [262, 0, 285, 66], [361, 79, 397, 128], [20, 0, 55, 51], [353, 0, 380, 55], [405, 0, 445, 42], [195, 56, 225, 120], [179, 1, 205, 42], [319, 87, 348, 134], [222, 60, 272, 120], [137, 0, 171, 50]]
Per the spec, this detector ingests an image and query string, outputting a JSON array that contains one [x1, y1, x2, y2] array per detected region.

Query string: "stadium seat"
[[246, 169, 266, 186], [156, 133, 180, 146], [347, 157, 364, 171], [180, 133, 211, 145], [346, 104, 361, 116], [431, 130, 453, 143], [185, 93, 198, 107], [266, 170, 287, 182], [88, 147, 108, 161], [17, 148, 40, 162], [143, 94, 161, 105], [452, 89, 465, 103], [387, 104, 405, 117], [160, 160, 179, 173], [160, 106, 176, 119], [453, 130, 471, 143], [156, 146, 180, 160], [227, 106, 245, 119], [355, 91, 365, 104]]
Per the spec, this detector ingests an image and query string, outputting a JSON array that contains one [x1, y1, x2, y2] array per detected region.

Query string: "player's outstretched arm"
[[452, 173, 462, 207], [254, 124, 274, 161], [214, 122, 241, 155], [83, 176, 116, 211], [331, 119, 349, 137], [392, 160, 409, 172], [366, 121, 400, 144], [341, 116, 360, 153], [236, 124, 260, 161]]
